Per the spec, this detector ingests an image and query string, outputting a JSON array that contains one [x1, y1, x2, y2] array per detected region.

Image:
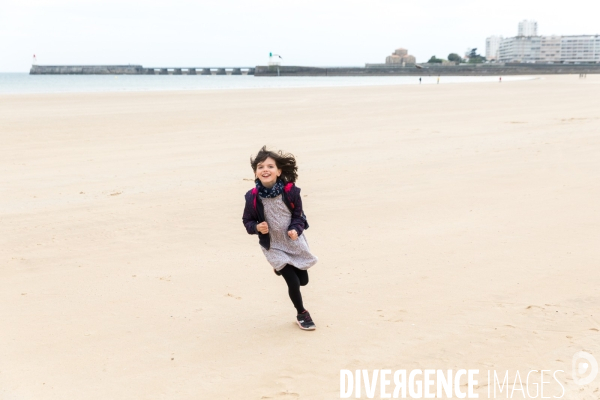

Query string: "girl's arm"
[[242, 193, 258, 235], [287, 188, 306, 237]]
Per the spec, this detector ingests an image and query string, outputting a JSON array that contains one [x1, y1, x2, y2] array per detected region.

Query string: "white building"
[[518, 20, 538, 37], [499, 34, 600, 63], [497, 21, 600, 63], [560, 35, 600, 63], [539, 36, 561, 62], [485, 36, 503, 60], [499, 36, 541, 63]]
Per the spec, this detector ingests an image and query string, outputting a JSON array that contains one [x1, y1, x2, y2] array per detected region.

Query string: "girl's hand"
[[287, 230, 298, 241], [256, 222, 269, 234]]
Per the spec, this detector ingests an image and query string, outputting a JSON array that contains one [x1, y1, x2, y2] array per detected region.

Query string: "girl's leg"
[[293, 268, 309, 286], [279, 264, 305, 314]]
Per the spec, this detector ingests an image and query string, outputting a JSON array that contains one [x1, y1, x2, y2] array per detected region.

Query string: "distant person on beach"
[[419, 77, 422, 84], [437, 76, 440, 84], [242, 146, 318, 331], [499, 77, 502, 83]]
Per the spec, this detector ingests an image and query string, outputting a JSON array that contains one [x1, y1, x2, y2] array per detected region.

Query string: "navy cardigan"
[[242, 183, 309, 250]]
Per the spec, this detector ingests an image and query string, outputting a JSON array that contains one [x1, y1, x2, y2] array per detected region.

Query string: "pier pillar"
[[187, 68, 197, 75], [159, 68, 168, 75], [231, 68, 242, 75], [174, 68, 182, 75], [201, 68, 211, 75], [216, 68, 226, 75]]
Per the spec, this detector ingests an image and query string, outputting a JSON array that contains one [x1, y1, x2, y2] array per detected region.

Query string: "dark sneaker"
[[296, 310, 316, 331]]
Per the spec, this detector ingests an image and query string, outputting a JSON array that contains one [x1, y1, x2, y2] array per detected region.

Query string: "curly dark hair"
[[250, 145, 298, 183]]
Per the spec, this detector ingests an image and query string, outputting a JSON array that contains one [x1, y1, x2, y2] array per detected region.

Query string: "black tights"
[[278, 264, 309, 314]]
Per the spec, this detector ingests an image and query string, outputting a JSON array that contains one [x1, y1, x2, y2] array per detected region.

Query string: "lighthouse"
[[32, 54, 37, 65]]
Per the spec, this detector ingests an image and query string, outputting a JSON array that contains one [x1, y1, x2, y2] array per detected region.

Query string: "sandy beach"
[[1, 75, 599, 399]]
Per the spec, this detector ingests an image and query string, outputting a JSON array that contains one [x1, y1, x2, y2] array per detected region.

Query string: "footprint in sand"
[[276, 391, 299, 398], [526, 305, 543, 310]]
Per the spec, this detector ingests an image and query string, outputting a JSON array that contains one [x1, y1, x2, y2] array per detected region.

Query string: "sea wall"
[[30, 65, 144, 75], [254, 64, 600, 77], [30, 64, 600, 76]]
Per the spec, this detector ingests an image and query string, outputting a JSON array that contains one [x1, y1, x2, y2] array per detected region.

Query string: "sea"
[[0, 73, 534, 95]]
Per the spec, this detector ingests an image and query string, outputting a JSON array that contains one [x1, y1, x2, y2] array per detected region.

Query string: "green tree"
[[448, 53, 462, 63], [427, 55, 444, 64], [467, 48, 486, 64]]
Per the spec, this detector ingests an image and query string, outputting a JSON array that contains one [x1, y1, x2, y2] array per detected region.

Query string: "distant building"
[[518, 20, 538, 37], [497, 21, 600, 63], [560, 35, 600, 63], [385, 48, 416, 66], [499, 36, 541, 63], [539, 35, 561, 63], [485, 36, 503, 61]]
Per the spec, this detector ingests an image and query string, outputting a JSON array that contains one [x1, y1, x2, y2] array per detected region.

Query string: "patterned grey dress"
[[261, 194, 318, 271]]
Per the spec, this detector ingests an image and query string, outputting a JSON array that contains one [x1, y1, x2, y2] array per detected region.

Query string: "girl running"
[[242, 146, 318, 330]]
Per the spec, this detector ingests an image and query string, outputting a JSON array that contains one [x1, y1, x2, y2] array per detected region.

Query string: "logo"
[[572, 351, 598, 386]]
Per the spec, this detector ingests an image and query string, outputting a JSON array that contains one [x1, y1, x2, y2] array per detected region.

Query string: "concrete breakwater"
[[30, 65, 256, 75], [30, 63, 600, 76], [254, 64, 600, 76]]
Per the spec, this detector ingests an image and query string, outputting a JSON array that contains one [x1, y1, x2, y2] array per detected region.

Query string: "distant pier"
[[30, 65, 255, 75], [29, 63, 600, 76], [144, 67, 255, 75]]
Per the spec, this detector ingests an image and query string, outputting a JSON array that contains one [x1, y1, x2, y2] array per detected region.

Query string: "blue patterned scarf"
[[256, 179, 284, 198]]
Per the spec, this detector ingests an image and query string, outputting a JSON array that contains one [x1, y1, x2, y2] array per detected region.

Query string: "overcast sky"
[[1, 0, 598, 72]]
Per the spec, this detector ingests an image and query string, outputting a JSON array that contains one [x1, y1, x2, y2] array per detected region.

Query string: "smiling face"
[[255, 157, 282, 188]]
